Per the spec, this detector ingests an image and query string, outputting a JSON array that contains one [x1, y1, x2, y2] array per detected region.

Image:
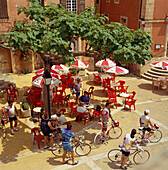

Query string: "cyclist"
[[60, 122, 80, 165], [140, 110, 154, 141], [5, 100, 19, 135], [121, 129, 141, 169], [102, 102, 113, 132]]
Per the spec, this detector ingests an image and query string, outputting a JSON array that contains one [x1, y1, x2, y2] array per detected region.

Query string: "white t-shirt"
[[57, 115, 67, 125], [140, 115, 151, 128], [122, 134, 137, 152], [75, 82, 81, 92], [6, 104, 16, 118], [77, 106, 86, 113], [102, 107, 110, 123]]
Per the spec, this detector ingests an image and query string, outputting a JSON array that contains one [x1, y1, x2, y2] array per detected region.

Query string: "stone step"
[[151, 67, 168, 73], [148, 69, 168, 76], [144, 72, 160, 78], [141, 74, 153, 81]]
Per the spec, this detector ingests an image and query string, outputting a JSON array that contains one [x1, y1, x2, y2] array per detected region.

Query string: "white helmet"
[[144, 110, 150, 115]]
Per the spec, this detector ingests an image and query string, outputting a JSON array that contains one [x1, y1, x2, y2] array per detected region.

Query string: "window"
[[106, 0, 110, 3], [67, 0, 77, 13], [96, 0, 99, 4], [120, 16, 128, 26], [114, 0, 119, 4], [0, 0, 8, 19]]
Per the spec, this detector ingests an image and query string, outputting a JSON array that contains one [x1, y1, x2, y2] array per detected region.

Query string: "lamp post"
[[43, 69, 52, 119]]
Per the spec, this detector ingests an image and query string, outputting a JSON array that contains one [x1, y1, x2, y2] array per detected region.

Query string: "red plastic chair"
[[60, 75, 68, 85], [60, 108, 66, 115], [102, 80, 110, 92], [88, 86, 94, 99], [31, 127, 44, 149], [93, 110, 102, 122], [93, 73, 101, 85], [110, 74, 116, 83], [5, 88, 17, 101], [116, 80, 126, 91], [76, 112, 90, 125], [63, 94, 70, 107], [52, 91, 64, 109], [67, 73, 74, 79], [67, 78, 74, 88], [124, 99, 137, 112], [107, 90, 117, 109], [119, 86, 129, 94], [69, 102, 77, 117], [8, 83, 19, 96], [127, 91, 136, 100]]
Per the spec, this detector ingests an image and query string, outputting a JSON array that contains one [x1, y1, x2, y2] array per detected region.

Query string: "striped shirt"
[[61, 128, 75, 146]]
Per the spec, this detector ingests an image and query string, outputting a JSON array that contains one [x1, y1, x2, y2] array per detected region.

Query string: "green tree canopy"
[[5, 0, 154, 66]]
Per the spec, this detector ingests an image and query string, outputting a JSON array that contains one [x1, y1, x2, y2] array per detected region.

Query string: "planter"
[[20, 102, 31, 118]]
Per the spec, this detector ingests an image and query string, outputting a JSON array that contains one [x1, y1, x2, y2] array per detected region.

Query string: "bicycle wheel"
[[51, 144, 63, 156], [75, 143, 91, 156], [133, 150, 150, 165], [135, 133, 143, 144], [109, 127, 122, 139], [149, 130, 162, 143], [94, 132, 105, 148], [108, 149, 122, 162]]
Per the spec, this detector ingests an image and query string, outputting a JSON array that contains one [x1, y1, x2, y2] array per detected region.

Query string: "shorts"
[[121, 150, 130, 156], [42, 131, 53, 137], [143, 127, 152, 132], [76, 91, 80, 97], [63, 144, 73, 152], [9, 115, 17, 122]]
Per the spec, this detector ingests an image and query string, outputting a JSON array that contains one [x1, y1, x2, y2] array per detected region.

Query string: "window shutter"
[[0, 0, 8, 19], [60, 0, 66, 9], [79, 0, 85, 13]]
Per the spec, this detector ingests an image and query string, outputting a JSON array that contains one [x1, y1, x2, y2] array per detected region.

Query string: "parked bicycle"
[[0, 108, 8, 139], [51, 133, 91, 157], [108, 145, 150, 165], [94, 119, 122, 148], [135, 124, 162, 143]]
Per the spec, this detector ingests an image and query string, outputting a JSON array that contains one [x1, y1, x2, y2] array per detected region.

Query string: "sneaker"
[[71, 161, 79, 165], [11, 129, 14, 135], [14, 127, 19, 132], [51, 147, 57, 151], [120, 165, 127, 169], [44, 146, 50, 149]]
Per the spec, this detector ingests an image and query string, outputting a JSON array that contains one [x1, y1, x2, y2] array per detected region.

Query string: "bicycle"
[[94, 119, 122, 148], [0, 108, 8, 139], [135, 124, 162, 144], [51, 134, 91, 157], [108, 145, 150, 165]]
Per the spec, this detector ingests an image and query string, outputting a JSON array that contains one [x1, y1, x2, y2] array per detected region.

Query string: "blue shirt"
[[61, 128, 75, 146], [79, 95, 90, 103]]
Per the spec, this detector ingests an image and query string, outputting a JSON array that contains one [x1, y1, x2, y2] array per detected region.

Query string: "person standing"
[[40, 113, 57, 150], [5, 100, 19, 135], [75, 78, 82, 103], [61, 122, 80, 165]]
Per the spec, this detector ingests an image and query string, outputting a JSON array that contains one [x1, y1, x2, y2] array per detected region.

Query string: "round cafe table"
[[119, 93, 130, 104], [33, 107, 41, 120], [84, 103, 94, 109]]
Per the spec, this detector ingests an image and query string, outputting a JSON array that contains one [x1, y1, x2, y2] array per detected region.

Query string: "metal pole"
[[47, 84, 51, 119]]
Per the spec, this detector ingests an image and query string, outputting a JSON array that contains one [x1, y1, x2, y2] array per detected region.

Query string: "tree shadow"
[[0, 120, 35, 163]]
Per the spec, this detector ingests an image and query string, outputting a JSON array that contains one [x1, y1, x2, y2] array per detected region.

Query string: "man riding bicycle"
[[140, 110, 154, 142], [102, 102, 113, 132]]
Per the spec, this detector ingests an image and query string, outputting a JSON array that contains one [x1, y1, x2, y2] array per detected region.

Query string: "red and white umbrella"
[[95, 59, 116, 68], [32, 73, 60, 88], [35, 68, 60, 75], [104, 66, 129, 75], [52, 64, 69, 72], [150, 61, 168, 68], [71, 59, 89, 69]]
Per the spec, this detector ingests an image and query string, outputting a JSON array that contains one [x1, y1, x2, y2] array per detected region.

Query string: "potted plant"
[[20, 98, 31, 117]]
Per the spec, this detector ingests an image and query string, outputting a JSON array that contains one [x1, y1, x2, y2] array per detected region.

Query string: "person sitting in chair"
[[79, 91, 90, 103]]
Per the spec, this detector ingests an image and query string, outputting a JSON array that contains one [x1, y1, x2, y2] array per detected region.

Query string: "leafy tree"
[[4, 0, 154, 114]]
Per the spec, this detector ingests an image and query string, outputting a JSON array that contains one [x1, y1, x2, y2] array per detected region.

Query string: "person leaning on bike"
[[102, 102, 113, 132], [121, 129, 141, 169], [60, 122, 80, 165], [140, 110, 154, 141]]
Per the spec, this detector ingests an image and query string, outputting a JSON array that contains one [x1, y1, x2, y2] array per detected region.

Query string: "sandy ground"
[[0, 73, 168, 170]]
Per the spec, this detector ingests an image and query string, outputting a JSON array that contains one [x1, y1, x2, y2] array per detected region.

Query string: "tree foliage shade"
[[5, 0, 154, 65]]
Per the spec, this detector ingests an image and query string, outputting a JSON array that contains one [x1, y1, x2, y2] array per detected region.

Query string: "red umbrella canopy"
[[52, 64, 69, 72], [35, 68, 60, 75], [71, 59, 89, 69], [150, 61, 168, 68], [32, 73, 60, 88], [104, 66, 129, 75], [95, 59, 116, 67]]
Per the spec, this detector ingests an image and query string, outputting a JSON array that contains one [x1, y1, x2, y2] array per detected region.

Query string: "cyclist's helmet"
[[144, 110, 150, 115]]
